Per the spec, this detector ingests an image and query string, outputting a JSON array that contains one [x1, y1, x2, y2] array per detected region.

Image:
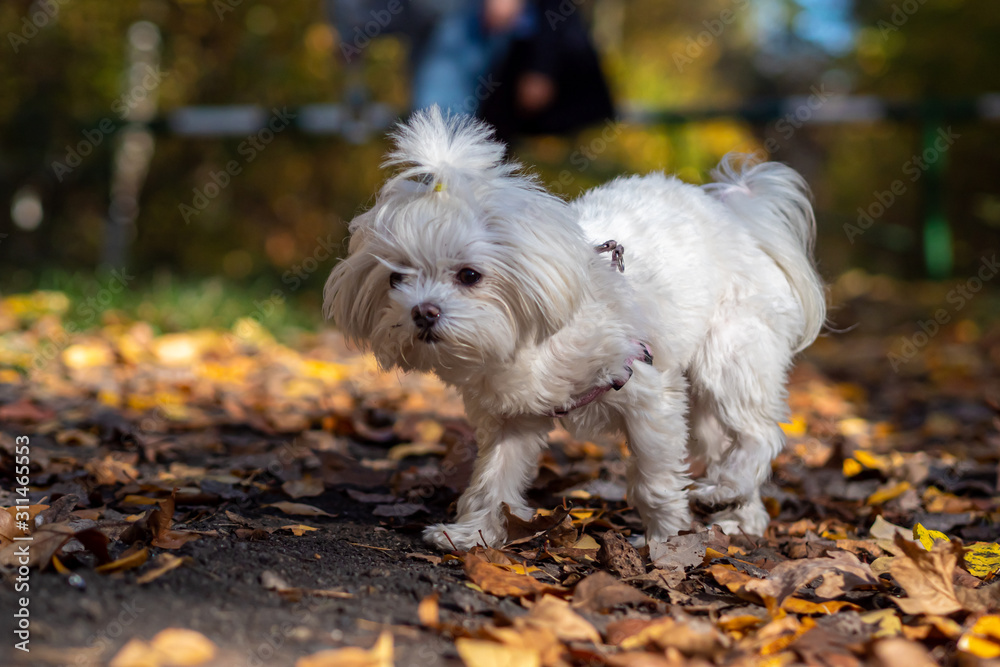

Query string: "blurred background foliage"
[[1, 0, 999, 336]]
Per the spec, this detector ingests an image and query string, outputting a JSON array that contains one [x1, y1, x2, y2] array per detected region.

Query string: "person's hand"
[[484, 0, 525, 33], [516, 72, 556, 114]]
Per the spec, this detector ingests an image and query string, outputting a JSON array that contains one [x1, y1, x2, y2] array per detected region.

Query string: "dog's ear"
[[323, 210, 384, 348], [382, 106, 514, 192], [488, 201, 592, 343]]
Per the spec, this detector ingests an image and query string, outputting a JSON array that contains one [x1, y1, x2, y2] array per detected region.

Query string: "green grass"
[[2, 269, 327, 342]]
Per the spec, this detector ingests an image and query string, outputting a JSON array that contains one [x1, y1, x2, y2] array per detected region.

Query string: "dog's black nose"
[[411, 303, 441, 330]]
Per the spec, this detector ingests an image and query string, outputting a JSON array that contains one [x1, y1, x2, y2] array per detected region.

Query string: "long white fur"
[[324, 107, 826, 550]]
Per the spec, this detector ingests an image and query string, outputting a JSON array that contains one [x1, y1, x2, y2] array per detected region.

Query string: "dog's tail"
[[704, 154, 826, 353]]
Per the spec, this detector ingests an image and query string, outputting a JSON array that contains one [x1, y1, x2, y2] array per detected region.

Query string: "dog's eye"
[[389, 272, 405, 289], [456, 268, 481, 286]]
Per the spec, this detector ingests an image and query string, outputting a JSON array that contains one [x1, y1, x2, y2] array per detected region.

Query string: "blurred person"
[[477, 0, 615, 144], [410, 0, 528, 114]]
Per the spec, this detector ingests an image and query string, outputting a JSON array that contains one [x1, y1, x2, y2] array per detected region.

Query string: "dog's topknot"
[[382, 106, 518, 192]]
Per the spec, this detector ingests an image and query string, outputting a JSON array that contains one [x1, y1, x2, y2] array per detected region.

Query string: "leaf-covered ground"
[[1, 271, 999, 667]]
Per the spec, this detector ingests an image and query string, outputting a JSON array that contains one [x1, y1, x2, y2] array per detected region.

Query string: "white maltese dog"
[[324, 108, 825, 551]]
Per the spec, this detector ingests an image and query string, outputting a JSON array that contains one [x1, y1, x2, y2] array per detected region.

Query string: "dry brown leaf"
[[137, 554, 190, 585], [649, 527, 729, 571], [296, 632, 393, 667], [890, 535, 964, 615], [418, 593, 440, 629], [0, 523, 74, 570], [96, 547, 149, 574], [149, 628, 217, 666], [742, 550, 879, 614], [870, 637, 938, 667], [455, 638, 540, 667], [263, 501, 334, 518], [482, 624, 563, 667], [109, 628, 217, 667], [571, 571, 657, 613], [617, 616, 727, 656], [597, 531, 644, 578], [465, 553, 563, 598], [523, 594, 601, 643], [371, 502, 427, 518]]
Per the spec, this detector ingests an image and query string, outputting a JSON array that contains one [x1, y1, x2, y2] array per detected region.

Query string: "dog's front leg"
[[423, 415, 548, 551]]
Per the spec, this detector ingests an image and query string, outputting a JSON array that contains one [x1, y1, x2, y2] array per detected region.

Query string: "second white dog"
[[324, 108, 825, 550]]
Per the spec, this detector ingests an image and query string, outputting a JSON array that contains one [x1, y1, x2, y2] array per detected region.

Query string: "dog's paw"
[[422, 522, 503, 551], [704, 500, 770, 536], [689, 480, 746, 511]]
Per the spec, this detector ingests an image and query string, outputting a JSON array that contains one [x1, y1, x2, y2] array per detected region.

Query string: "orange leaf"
[[464, 553, 563, 598]]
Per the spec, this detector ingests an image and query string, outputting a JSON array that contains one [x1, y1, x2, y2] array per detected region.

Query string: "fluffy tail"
[[704, 154, 826, 353]]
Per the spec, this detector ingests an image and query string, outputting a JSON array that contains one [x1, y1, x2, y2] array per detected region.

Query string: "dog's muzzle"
[[411, 302, 441, 342]]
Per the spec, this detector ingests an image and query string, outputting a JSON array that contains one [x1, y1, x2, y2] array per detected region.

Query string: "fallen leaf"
[[912, 523, 949, 551], [455, 638, 540, 667], [96, 547, 149, 574], [281, 477, 325, 499], [965, 542, 1000, 578], [745, 550, 879, 614], [860, 609, 902, 638], [597, 531, 644, 578], [418, 593, 440, 629], [890, 535, 964, 615], [263, 501, 334, 518], [571, 571, 656, 613], [523, 594, 601, 643], [149, 628, 217, 666], [870, 637, 938, 667], [110, 628, 217, 667], [280, 524, 319, 536], [296, 632, 393, 667], [464, 553, 563, 598], [136, 554, 190, 584], [618, 616, 727, 656], [0, 523, 74, 570], [958, 614, 1000, 659]]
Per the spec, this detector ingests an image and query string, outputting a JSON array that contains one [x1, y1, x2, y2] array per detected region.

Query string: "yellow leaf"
[[913, 523, 949, 550], [418, 594, 440, 629], [149, 628, 217, 666], [524, 595, 601, 644], [780, 415, 807, 437], [136, 554, 189, 585], [455, 638, 541, 667], [782, 598, 862, 615], [571, 534, 600, 550], [96, 548, 149, 574], [842, 458, 863, 477], [860, 609, 901, 638], [280, 525, 319, 536], [965, 542, 1000, 578], [296, 631, 393, 667], [854, 449, 890, 470], [959, 615, 1000, 659], [866, 481, 911, 506]]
